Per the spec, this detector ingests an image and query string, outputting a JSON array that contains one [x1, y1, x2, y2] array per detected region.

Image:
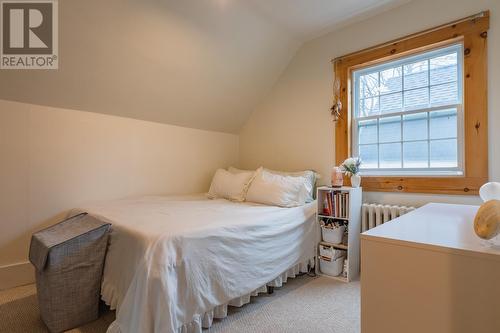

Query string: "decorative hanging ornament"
[[331, 100, 342, 122], [331, 61, 342, 122]]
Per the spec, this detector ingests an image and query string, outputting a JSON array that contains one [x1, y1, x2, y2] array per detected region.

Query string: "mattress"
[[73, 194, 318, 333]]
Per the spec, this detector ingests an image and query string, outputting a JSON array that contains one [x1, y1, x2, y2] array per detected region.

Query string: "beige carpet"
[[0, 275, 360, 333]]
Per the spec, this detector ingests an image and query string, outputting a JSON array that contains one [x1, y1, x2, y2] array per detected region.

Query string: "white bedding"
[[74, 194, 318, 333]]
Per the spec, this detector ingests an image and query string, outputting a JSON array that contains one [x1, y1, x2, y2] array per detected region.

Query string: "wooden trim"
[[334, 11, 489, 195], [332, 11, 488, 63]]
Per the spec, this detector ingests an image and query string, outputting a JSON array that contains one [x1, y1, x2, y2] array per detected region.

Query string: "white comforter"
[[74, 194, 318, 333]]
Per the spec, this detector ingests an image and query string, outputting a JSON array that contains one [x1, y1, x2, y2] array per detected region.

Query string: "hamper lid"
[[29, 213, 111, 271]]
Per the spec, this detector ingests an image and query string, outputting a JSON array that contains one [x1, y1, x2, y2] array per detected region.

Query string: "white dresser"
[[361, 203, 500, 333]]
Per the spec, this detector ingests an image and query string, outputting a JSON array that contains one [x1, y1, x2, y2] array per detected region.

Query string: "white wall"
[[240, 0, 499, 207], [0, 0, 299, 133], [0, 99, 238, 288]]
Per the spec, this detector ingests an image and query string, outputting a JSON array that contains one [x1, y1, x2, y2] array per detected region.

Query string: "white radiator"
[[361, 203, 416, 232]]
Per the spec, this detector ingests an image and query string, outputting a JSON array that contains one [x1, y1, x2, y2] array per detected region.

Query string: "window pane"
[[380, 92, 402, 114], [404, 87, 428, 109], [430, 52, 457, 85], [404, 60, 428, 90], [352, 44, 463, 175], [380, 67, 402, 94], [379, 116, 401, 143], [430, 109, 457, 139], [360, 73, 379, 98], [358, 119, 377, 144], [430, 82, 458, 106], [359, 97, 379, 117], [430, 139, 457, 167], [380, 143, 401, 168], [359, 144, 378, 168], [403, 141, 428, 168], [403, 112, 428, 141]]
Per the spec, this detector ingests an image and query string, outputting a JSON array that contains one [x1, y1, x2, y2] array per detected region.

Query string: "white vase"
[[351, 174, 361, 188]]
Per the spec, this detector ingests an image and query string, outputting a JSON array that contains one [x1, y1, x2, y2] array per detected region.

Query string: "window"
[[352, 44, 464, 176], [332, 11, 489, 194]]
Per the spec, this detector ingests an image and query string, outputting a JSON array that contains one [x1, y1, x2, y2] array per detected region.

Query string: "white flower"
[[340, 157, 362, 176]]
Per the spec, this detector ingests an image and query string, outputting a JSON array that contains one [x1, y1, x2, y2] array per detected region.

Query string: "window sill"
[[359, 170, 464, 177], [347, 175, 487, 195]]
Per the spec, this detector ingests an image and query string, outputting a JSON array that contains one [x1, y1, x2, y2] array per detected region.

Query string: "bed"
[[72, 193, 318, 333]]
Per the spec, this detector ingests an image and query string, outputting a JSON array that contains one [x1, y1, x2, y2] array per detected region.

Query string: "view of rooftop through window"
[[352, 43, 463, 176]]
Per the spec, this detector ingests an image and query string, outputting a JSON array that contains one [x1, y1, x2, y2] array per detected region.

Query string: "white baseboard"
[[0, 261, 35, 290]]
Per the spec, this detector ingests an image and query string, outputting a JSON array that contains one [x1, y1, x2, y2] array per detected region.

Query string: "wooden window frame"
[[333, 11, 489, 195]]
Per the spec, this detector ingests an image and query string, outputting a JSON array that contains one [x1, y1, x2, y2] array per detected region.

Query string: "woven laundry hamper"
[[29, 212, 111, 333]]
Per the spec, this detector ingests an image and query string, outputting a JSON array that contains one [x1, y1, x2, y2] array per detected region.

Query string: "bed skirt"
[[106, 258, 315, 333]]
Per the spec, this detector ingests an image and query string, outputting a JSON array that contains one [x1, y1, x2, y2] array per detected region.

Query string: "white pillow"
[[246, 169, 308, 207], [264, 168, 318, 203], [207, 169, 254, 202], [228, 166, 254, 174], [227, 166, 259, 196]]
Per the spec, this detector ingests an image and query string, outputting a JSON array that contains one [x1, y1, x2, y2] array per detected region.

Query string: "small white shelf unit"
[[316, 186, 362, 282]]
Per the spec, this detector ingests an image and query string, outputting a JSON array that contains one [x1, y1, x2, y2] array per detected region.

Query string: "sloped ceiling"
[[247, 0, 411, 40], [0, 0, 408, 133]]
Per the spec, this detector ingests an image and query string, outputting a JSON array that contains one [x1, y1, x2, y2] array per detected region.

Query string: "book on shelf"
[[321, 190, 350, 219]]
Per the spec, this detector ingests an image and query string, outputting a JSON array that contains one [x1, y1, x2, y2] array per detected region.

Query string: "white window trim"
[[351, 43, 464, 177]]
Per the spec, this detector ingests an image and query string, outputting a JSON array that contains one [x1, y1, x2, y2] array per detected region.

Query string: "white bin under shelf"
[[319, 256, 345, 277], [319, 244, 346, 260], [321, 225, 346, 244]]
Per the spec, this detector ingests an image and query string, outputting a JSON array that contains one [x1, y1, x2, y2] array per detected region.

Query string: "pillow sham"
[[228, 166, 254, 174], [207, 168, 255, 202], [246, 169, 308, 208], [264, 168, 318, 203]]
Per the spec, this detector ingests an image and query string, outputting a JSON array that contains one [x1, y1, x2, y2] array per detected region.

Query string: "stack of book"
[[322, 191, 350, 218]]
